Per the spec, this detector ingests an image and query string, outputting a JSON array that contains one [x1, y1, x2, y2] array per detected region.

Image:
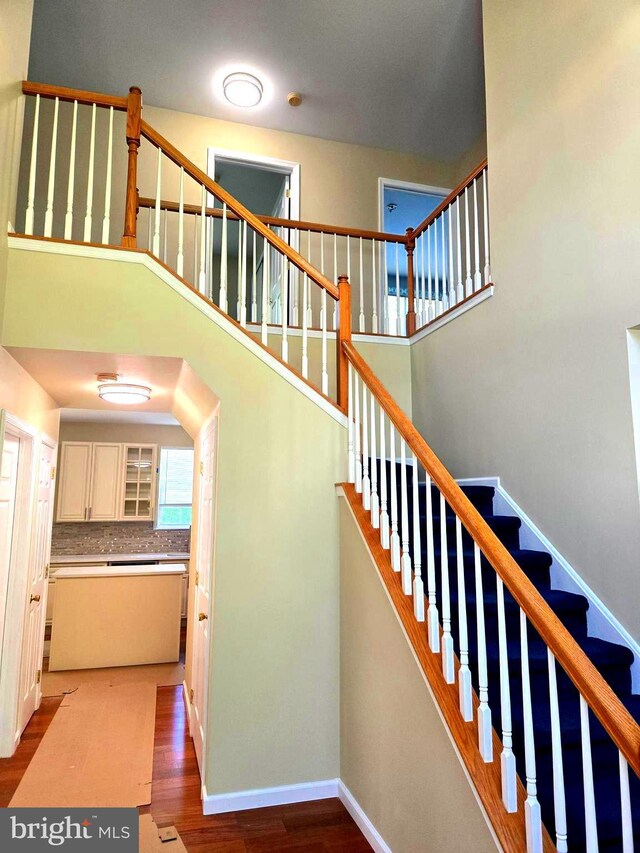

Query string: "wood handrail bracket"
[[342, 340, 640, 779]]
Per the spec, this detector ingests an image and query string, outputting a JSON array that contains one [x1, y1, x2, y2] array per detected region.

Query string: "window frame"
[[155, 445, 195, 531]]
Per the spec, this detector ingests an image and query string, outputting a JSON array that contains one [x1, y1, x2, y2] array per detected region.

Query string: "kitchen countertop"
[[50, 552, 190, 565], [54, 563, 187, 579]]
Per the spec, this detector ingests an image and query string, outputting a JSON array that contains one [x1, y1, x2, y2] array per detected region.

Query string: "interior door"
[[191, 416, 217, 776], [0, 432, 21, 657], [18, 439, 56, 733]]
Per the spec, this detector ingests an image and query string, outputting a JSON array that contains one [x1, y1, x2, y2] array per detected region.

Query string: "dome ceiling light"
[[223, 72, 264, 108], [96, 373, 151, 405]]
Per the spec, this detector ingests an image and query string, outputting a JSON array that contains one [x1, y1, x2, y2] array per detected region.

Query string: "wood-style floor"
[[0, 686, 371, 852]]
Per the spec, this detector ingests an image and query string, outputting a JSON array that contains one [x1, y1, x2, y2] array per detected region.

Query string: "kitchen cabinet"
[[121, 445, 157, 521], [56, 443, 92, 521]]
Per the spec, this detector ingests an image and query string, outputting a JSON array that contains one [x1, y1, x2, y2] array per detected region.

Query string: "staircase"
[[13, 79, 640, 852]]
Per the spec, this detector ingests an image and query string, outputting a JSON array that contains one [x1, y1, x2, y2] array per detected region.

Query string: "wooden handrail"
[[140, 121, 339, 300], [22, 80, 128, 111], [410, 158, 488, 241], [137, 196, 407, 244], [343, 339, 640, 778]]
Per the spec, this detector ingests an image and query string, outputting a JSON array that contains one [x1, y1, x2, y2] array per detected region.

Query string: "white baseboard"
[[202, 778, 340, 815], [338, 781, 392, 853], [458, 476, 640, 691]]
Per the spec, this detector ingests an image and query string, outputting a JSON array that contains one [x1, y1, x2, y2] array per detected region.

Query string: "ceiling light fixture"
[[96, 373, 151, 405], [223, 72, 263, 108]]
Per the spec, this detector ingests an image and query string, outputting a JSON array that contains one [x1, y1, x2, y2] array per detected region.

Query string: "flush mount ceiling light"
[[96, 373, 151, 405], [223, 72, 263, 107]]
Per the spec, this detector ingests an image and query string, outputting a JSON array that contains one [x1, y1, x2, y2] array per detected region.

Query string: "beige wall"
[[453, 131, 487, 184], [0, 346, 59, 439], [58, 422, 192, 447], [4, 245, 344, 794], [0, 0, 33, 331], [339, 496, 496, 852], [411, 1, 640, 638]]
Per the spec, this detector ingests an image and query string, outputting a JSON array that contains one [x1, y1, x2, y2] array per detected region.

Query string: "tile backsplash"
[[51, 522, 191, 556]]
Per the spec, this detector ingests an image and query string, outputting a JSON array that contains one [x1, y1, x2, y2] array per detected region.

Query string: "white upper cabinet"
[[121, 444, 157, 521], [89, 443, 122, 521], [56, 442, 92, 522]]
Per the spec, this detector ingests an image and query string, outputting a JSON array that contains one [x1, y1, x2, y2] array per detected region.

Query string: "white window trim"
[[155, 445, 195, 531]]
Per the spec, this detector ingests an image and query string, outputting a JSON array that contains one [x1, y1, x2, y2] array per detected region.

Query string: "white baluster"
[[424, 474, 439, 652], [354, 372, 362, 493], [455, 516, 472, 721], [25, 94, 40, 235], [420, 233, 426, 327], [383, 240, 389, 334], [358, 236, 365, 332], [347, 364, 355, 483], [441, 214, 448, 312], [427, 225, 433, 321], [251, 231, 258, 322], [394, 242, 401, 335], [476, 544, 493, 762], [163, 208, 168, 264], [236, 224, 242, 320], [389, 423, 400, 572], [147, 207, 151, 250], [241, 221, 249, 324], [321, 286, 328, 394], [292, 236, 299, 327], [370, 393, 379, 527], [205, 215, 213, 299], [497, 577, 517, 811], [372, 240, 378, 333], [301, 272, 309, 378], [198, 186, 207, 293], [333, 233, 338, 330], [580, 696, 599, 853], [483, 169, 491, 285], [83, 103, 96, 242], [399, 438, 412, 595], [177, 168, 184, 277], [521, 609, 542, 852], [101, 106, 113, 244], [261, 237, 268, 345], [306, 231, 313, 327], [455, 197, 464, 303], [448, 205, 455, 307], [464, 186, 473, 297], [281, 254, 289, 361], [64, 99, 77, 240], [44, 96, 59, 238], [379, 406, 389, 548], [473, 178, 482, 291], [440, 494, 455, 682], [220, 203, 228, 313], [619, 753, 634, 853], [193, 213, 198, 283], [412, 455, 425, 621], [547, 650, 568, 849], [152, 145, 161, 256], [362, 382, 370, 511]]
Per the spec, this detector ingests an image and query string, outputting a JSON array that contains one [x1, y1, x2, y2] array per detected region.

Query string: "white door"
[[18, 439, 56, 733], [191, 416, 217, 776], [0, 432, 21, 657], [56, 442, 91, 521], [89, 442, 121, 521]]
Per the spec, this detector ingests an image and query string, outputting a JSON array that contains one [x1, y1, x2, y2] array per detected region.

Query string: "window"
[[156, 447, 194, 529]]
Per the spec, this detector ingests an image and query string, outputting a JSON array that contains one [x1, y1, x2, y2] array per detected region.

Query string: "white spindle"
[[64, 99, 77, 240], [163, 208, 168, 264], [455, 197, 463, 303], [193, 213, 198, 283], [455, 516, 472, 721], [152, 145, 161, 256], [420, 233, 426, 326], [292, 234, 299, 327], [220, 203, 228, 313], [389, 423, 400, 572], [147, 207, 151, 251], [241, 221, 248, 324], [347, 364, 355, 483], [473, 178, 482, 291], [354, 372, 362, 493], [619, 753, 634, 853], [547, 650, 568, 850], [101, 106, 113, 244], [333, 233, 338, 330], [205, 215, 213, 299], [580, 696, 599, 853], [83, 103, 96, 242], [440, 494, 454, 682], [251, 231, 258, 322], [306, 231, 313, 327], [476, 543, 493, 762], [496, 577, 517, 811], [177, 169, 184, 277], [379, 406, 389, 548], [424, 474, 439, 652], [198, 186, 207, 293], [448, 205, 455, 307], [394, 242, 401, 335], [261, 237, 268, 345], [236, 225, 242, 320], [521, 609, 542, 852], [383, 242, 390, 333], [358, 237, 365, 332], [464, 186, 473, 297], [25, 93, 40, 235], [372, 240, 378, 333], [362, 382, 370, 511], [483, 169, 491, 285], [399, 439, 412, 595], [301, 272, 309, 377], [321, 287, 328, 394], [412, 455, 425, 621], [370, 393, 379, 527], [44, 96, 59, 238], [281, 255, 289, 361], [441, 214, 447, 312], [427, 225, 433, 321]]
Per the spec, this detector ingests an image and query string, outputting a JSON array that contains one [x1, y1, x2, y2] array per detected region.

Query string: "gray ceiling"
[[28, 0, 486, 162]]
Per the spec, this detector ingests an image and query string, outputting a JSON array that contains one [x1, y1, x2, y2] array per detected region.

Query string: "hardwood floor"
[[0, 686, 371, 851]]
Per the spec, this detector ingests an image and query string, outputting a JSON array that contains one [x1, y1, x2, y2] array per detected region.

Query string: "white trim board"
[[338, 781, 392, 853], [458, 476, 640, 691], [410, 286, 494, 345], [8, 237, 346, 429], [377, 177, 451, 233]]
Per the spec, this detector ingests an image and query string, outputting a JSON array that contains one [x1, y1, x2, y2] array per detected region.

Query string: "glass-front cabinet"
[[122, 444, 157, 521]]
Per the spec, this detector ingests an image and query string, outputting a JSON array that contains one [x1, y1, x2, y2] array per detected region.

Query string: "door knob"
[[30, 594, 41, 603], [198, 612, 208, 621]]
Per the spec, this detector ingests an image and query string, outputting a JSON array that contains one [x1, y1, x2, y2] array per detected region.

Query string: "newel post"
[[336, 275, 352, 413], [121, 86, 142, 248], [405, 227, 416, 336]]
